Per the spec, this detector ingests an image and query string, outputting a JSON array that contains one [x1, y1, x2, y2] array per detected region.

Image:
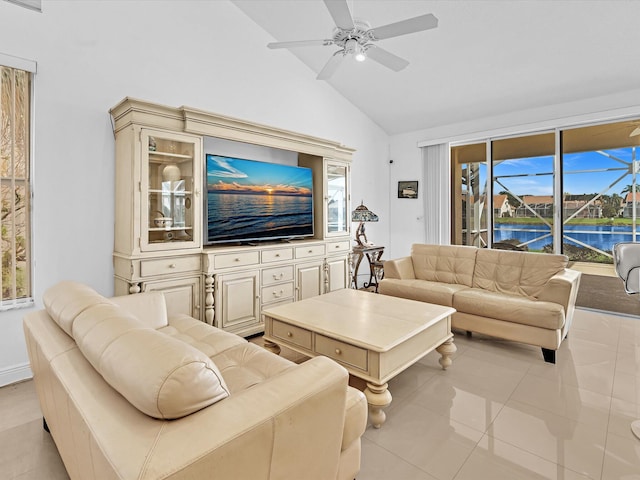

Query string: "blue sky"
[[206, 155, 313, 195], [482, 148, 636, 197]]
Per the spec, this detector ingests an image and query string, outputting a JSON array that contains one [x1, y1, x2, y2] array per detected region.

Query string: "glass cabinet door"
[[325, 160, 349, 237], [141, 129, 201, 251]]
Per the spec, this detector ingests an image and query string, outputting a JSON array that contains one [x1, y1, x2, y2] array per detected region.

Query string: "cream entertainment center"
[[110, 98, 353, 336]]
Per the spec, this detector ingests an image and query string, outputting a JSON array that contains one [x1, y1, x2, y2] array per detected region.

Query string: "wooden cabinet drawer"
[[261, 282, 294, 304], [213, 251, 260, 269], [140, 256, 201, 277], [271, 320, 312, 350], [295, 244, 326, 259], [262, 248, 293, 263], [327, 241, 350, 254], [316, 335, 368, 371], [262, 265, 294, 286]]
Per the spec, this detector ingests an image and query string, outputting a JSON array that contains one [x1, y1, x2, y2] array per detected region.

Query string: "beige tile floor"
[[2, 307, 640, 480]]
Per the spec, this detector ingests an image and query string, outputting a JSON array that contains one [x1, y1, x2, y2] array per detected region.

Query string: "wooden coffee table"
[[262, 289, 456, 428]]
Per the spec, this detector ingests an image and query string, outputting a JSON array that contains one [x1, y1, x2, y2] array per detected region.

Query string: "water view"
[[494, 223, 637, 252], [205, 155, 314, 243], [207, 192, 313, 242]]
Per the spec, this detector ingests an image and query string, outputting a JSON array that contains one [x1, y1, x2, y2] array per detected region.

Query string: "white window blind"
[[422, 143, 451, 245]]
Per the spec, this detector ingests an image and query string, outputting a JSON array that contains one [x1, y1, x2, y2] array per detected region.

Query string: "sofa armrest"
[[143, 356, 353, 480], [383, 256, 416, 280], [109, 291, 168, 329], [537, 269, 582, 333], [537, 268, 581, 309]]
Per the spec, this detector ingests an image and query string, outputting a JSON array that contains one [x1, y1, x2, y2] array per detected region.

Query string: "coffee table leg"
[[364, 382, 392, 429], [436, 337, 456, 370], [263, 340, 281, 355]]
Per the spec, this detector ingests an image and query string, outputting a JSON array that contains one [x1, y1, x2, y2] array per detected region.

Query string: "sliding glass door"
[[492, 133, 555, 252], [451, 143, 488, 247], [562, 121, 640, 263], [450, 118, 640, 263]]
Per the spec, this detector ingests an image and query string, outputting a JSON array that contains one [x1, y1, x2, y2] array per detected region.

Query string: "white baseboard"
[[0, 362, 32, 387]]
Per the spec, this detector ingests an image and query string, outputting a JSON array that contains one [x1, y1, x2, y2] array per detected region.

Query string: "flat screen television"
[[205, 154, 314, 244]]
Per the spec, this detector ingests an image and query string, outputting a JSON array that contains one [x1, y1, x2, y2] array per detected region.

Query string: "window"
[[451, 143, 488, 247], [562, 123, 640, 263], [450, 119, 640, 265], [492, 133, 555, 252], [0, 64, 31, 307]]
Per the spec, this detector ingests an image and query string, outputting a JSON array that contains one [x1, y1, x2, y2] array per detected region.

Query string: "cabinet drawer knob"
[[335, 245, 340, 249], [308, 249, 313, 254], [168, 263, 176, 269], [287, 331, 293, 337], [275, 253, 280, 257], [335, 348, 342, 355], [273, 290, 284, 298], [273, 273, 284, 280]]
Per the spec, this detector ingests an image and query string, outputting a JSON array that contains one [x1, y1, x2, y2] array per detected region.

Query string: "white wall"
[[0, 0, 389, 386], [387, 90, 640, 260], [386, 132, 426, 259]]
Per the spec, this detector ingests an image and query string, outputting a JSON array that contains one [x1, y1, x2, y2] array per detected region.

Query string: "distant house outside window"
[[451, 120, 640, 264], [0, 64, 32, 308]]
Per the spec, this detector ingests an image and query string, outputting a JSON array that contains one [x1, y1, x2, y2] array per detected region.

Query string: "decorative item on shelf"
[[153, 210, 173, 229], [351, 201, 379, 247], [162, 163, 181, 182], [148, 136, 156, 151]]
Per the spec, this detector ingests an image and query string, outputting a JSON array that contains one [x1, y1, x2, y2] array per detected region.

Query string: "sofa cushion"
[[473, 249, 568, 298], [411, 244, 477, 287], [211, 342, 296, 394], [379, 278, 469, 307], [72, 302, 230, 419], [160, 314, 247, 357], [453, 288, 565, 329], [43, 281, 114, 336]]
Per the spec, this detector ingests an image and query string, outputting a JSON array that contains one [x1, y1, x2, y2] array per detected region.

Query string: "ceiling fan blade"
[[630, 126, 640, 137], [365, 46, 409, 72], [323, 0, 354, 30], [268, 39, 331, 49], [370, 13, 438, 40], [317, 52, 344, 80]]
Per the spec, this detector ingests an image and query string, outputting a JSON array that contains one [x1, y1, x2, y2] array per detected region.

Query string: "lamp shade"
[[351, 203, 379, 223]]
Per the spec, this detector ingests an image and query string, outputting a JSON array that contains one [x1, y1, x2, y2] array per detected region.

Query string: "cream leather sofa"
[[23, 281, 367, 480], [379, 244, 581, 363]]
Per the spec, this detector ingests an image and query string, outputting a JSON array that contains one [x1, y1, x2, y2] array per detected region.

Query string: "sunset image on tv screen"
[[206, 154, 314, 243]]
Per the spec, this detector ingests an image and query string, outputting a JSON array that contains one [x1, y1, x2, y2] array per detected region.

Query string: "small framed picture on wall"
[[398, 181, 418, 199]]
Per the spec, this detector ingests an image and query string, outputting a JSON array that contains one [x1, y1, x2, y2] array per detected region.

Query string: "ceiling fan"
[[267, 0, 438, 80]]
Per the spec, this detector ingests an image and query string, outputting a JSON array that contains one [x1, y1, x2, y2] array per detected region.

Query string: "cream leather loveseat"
[[23, 281, 367, 480], [379, 244, 581, 363]]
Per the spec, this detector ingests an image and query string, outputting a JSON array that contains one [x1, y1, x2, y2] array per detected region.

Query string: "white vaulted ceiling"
[[232, 0, 640, 135]]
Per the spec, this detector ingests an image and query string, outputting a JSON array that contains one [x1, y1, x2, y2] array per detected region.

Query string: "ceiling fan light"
[[347, 39, 366, 62]]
